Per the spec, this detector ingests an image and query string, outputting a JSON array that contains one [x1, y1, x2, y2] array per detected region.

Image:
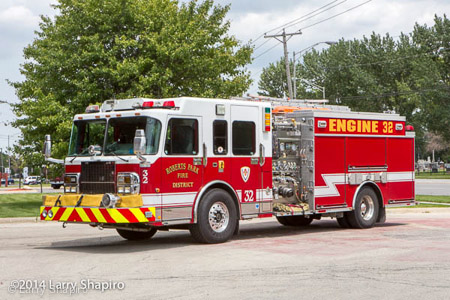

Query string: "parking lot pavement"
[[1, 208, 450, 299], [415, 179, 450, 195]]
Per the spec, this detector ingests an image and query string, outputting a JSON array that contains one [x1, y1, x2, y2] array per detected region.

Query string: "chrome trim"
[[351, 181, 384, 209], [193, 180, 240, 223]]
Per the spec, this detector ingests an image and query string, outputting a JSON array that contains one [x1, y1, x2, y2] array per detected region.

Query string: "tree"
[[10, 0, 252, 161]]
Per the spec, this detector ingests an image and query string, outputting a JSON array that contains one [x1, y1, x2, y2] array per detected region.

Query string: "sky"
[[0, 0, 449, 152]]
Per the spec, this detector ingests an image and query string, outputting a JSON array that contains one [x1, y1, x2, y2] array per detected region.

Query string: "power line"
[[283, 0, 347, 31], [299, 0, 372, 31], [252, 0, 371, 62], [253, 43, 280, 60], [251, 0, 343, 46]]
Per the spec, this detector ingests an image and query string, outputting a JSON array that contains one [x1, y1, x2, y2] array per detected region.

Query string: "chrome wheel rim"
[[208, 202, 229, 233], [360, 195, 375, 221]]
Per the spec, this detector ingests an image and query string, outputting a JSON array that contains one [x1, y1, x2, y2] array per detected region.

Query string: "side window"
[[232, 121, 255, 155], [165, 118, 198, 155], [213, 120, 227, 155]]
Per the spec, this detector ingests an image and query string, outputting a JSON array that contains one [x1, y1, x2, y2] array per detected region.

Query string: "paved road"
[[415, 179, 450, 196], [1, 209, 450, 299]]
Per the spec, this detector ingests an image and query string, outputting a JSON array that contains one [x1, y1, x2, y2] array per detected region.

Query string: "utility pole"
[[264, 29, 302, 100], [8, 135, 11, 173]]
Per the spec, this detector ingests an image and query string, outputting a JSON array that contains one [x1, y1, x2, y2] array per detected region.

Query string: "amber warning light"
[[264, 107, 271, 132]]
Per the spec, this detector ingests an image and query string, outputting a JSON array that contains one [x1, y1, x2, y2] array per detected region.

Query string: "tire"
[[276, 216, 291, 226], [347, 187, 379, 229], [336, 213, 351, 228], [190, 189, 237, 244], [276, 215, 313, 226], [116, 228, 157, 241]]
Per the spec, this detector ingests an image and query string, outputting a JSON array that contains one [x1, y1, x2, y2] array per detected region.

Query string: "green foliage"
[[11, 0, 252, 164], [259, 15, 450, 157]]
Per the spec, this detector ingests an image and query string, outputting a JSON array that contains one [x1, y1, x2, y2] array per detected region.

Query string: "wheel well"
[[194, 182, 241, 222], [357, 182, 384, 210]]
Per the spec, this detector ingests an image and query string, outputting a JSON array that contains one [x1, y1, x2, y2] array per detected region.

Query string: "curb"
[[0, 217, 41, 224]]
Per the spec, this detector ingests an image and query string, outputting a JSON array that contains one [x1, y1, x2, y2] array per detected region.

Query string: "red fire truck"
[[41, 96, 415, 243]]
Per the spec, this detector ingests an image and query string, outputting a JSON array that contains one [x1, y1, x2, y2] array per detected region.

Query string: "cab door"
[[161, 116, 203, 221], [230, 105, 261, 216]]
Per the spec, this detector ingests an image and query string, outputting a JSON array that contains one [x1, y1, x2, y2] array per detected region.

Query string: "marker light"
[[406, 125, 415, 131], [263, 107, 271, 132]]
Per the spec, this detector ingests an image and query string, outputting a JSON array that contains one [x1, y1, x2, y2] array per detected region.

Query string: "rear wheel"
[[190, 189, 237, 244], [347, 187, 379, 229], [116, 228, 157, 240]]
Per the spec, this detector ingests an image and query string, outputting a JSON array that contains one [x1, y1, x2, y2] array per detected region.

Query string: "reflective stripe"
[[91, 208, 106, 223], [60, 207, 74, 221], [130, 208, 148, 222], [108, 209, 129, 223], [75, 207, 91, 222]]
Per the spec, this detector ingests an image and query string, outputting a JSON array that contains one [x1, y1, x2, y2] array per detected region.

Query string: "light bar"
[[163, 100, 175, 107], [142, 101, 154, 108], [85, 105, 100, 113]]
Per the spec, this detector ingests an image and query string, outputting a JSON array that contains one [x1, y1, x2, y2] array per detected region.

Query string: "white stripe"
[[315, 171, 415, 198], [314, 174, 346, 197], [162, 193, 196, 205], [387, 172, 414, 182]]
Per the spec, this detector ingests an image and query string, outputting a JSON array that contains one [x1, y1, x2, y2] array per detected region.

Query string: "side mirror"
[[133, 129, 146, 155], [43, 135, 51, 158]]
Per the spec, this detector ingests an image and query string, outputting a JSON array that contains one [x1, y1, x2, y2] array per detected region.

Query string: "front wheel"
[[116, 228, 157, 240], [190, 189, 237, 244], [347, 187, 379, 229]]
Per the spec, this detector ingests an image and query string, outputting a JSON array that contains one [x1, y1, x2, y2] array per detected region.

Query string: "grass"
[[416, 195, 450, 204], [0, 193, 45, 218], [416, 172, 450, 179]]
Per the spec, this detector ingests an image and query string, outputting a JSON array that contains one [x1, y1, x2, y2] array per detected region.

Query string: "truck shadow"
[[35, 219, 406, 254]]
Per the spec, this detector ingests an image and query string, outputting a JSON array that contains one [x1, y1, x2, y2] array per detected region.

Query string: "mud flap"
[[377, 207, 386, 223]]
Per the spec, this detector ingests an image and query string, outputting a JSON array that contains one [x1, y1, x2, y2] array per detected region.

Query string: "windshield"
[[68, 119, 107, 156], [105, 117, 161, 155], [68, 116, 162, 156]]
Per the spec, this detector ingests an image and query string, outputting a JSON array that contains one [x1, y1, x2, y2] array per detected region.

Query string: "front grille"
[[80, 161, 115, 194]]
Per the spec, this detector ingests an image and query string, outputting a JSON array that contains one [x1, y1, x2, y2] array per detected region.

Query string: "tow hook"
[[62, 222, 67, 228]]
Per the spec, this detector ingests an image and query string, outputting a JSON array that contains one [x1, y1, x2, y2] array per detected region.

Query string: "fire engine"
[[41, 96, 415, 243]]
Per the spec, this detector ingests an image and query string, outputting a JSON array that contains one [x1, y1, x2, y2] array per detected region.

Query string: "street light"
[[292, 41, 337, 99]]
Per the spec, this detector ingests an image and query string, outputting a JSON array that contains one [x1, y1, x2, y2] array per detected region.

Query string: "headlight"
[[117, 173, 140, 194], [42, 210, 48, 218], [48, 210, 54, 218], [64, 174, 79, 194]]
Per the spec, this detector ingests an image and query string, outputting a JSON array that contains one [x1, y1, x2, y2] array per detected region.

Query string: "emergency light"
[[85, 105, 100, 113], [141, 100, 176, 109]]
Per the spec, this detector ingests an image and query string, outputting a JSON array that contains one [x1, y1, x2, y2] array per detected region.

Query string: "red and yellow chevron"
[[40, 206, 156, 223]]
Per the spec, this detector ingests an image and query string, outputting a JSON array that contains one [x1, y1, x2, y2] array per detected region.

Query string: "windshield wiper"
[[108, 151, 129, 162]]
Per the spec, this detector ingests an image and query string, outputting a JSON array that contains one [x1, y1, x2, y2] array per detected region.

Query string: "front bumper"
[[40, 206, 155, 223], [40, 194, 156, 224]]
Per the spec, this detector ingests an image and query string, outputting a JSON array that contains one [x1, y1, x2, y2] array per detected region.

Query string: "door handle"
[[203, 143, 207, 167], [259, 143, 265, 166]]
